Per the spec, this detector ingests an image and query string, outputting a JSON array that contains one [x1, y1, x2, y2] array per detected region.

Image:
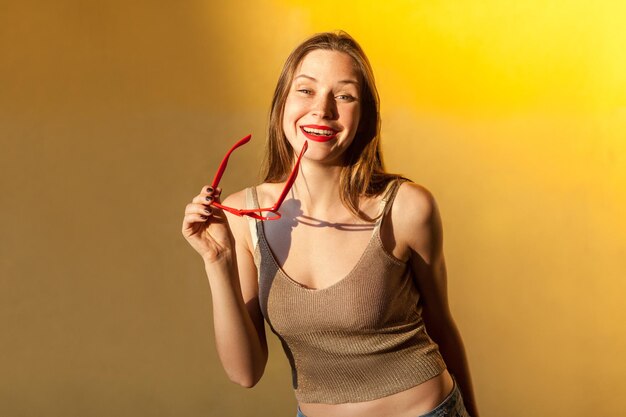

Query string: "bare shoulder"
[[220, 183, 282, 248], [391, 181, 439, 228], [252, 182, 284, 207], [390, 181, 443, 262], [221, 187, 253, 250], [221, 182, 282, 211]]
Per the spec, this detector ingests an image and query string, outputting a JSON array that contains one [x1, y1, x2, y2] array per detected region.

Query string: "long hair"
[[261, 31, 402, 220]]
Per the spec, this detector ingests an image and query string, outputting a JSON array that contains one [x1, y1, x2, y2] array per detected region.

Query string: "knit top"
[[245, 180, 447, 404]]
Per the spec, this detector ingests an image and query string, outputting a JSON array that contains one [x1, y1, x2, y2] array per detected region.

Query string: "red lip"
[[299, 125, 338, 143]]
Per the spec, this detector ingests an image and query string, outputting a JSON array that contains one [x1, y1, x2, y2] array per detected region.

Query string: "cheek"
[[282, 106, 297, 140], [354, 106, 361, 127], [346, 104, 361, 130], [282, 98, 304, 132], [282, 97, 294, 120], [282, 108, 293, 131]]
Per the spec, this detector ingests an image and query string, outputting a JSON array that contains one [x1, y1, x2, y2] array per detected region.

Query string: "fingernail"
[[206, 187, 214, 193], [204, 207, 211, 214], [205, 196, 213, 202], [200, 215, 208, 219]]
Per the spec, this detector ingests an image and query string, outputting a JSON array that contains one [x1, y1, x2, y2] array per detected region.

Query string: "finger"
[[185, 203, 213, 216], [196, 186, 222, 200], [199, 185, 215, 196], [183, 209, 212, 225], [192, 194, 215, 205], [182, 216, 208, 237], [182, 212, 210, 231]]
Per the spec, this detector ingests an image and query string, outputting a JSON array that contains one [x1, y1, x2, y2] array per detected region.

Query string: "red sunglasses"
[[209, 134, 308, 220]]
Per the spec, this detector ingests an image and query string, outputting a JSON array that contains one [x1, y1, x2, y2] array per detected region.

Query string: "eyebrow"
[[294, 74, 360, 86]]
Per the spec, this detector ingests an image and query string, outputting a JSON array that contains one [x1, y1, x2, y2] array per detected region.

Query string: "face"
[[282, 49, 361, 164]]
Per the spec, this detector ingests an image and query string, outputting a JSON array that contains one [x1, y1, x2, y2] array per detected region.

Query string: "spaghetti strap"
[[245, 187, 260, 251], [374, 178, 407, 231]]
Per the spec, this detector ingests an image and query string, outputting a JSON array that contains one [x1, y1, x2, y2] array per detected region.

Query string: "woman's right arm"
[[182, 186, 268, 387]]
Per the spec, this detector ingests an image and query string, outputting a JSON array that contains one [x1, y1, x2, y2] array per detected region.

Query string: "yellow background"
[[1, 1, 624, 416]]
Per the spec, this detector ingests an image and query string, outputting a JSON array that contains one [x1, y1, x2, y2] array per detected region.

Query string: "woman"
[[182, 31, 478, 417]]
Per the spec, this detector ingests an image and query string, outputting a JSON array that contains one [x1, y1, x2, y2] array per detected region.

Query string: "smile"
[[300, 125, 338, 142]]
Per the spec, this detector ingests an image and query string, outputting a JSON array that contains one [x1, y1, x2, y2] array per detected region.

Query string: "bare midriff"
[[299, 370, 454, 417]]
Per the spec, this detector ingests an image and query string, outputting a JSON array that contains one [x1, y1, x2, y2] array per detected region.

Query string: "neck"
[[292, 160, 346, 218]]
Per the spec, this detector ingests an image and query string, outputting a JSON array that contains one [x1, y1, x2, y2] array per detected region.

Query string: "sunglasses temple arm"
[[210, 134, 252, 188], [272, 140, 308, 210]]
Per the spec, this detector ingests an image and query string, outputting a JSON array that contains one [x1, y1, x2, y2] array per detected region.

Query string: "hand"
[[182, 186, 234, 264]]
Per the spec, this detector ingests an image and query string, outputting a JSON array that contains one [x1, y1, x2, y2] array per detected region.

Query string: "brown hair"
[[262, 31, 402, 220]]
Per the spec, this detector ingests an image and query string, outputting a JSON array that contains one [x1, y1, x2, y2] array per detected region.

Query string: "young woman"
[[182, 31, 478, 417]]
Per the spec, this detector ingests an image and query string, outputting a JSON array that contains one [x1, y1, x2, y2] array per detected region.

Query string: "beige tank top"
[[246, 180, 446, 404]]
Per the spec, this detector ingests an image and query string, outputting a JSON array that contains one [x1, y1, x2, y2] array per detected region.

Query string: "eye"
[[297, 88, 313, 95], [336, 94, 356, 102]]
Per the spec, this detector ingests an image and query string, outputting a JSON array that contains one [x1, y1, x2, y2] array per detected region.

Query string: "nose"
[[311, 93, 337, 120]]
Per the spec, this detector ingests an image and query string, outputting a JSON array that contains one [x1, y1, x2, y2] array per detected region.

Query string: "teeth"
[[303, 127, 335, 136]]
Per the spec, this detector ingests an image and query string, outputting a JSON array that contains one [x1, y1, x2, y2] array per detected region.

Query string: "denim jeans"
[[296, 377, 470, 417], [418, 376, 470, 417]]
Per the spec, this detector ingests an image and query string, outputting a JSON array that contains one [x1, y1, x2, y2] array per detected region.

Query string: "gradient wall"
[[1, 1, 624, 416]]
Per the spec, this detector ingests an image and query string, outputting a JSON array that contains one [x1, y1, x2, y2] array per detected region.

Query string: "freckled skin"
[[282, 49, 361, 165]]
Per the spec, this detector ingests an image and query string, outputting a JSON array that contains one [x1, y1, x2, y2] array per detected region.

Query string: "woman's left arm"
[[393, 183, 479, 417]]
